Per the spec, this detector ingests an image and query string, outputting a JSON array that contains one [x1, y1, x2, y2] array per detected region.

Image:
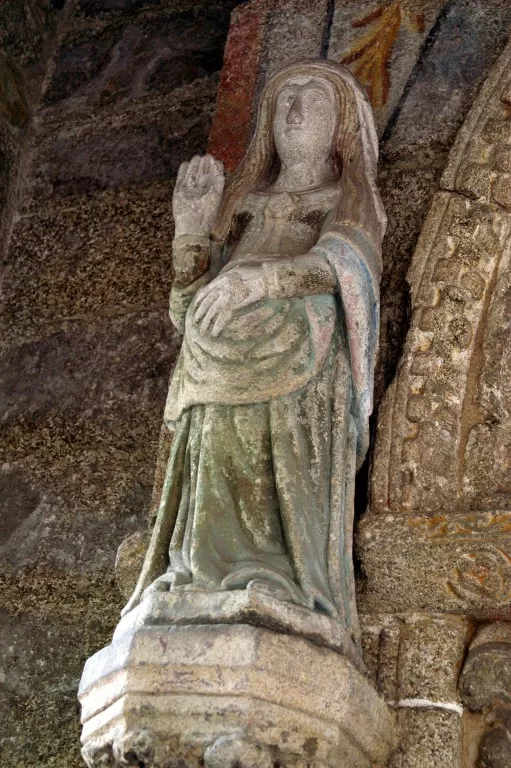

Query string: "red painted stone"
[[208, 1, 267, 173]]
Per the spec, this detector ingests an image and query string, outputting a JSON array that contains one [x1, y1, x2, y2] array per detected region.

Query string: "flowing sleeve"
[[310, 227, 381, 466], [169, 272, 211, 333], [169, 236, 227, 333]]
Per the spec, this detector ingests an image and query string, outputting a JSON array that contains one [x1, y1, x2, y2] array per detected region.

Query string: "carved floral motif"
[[358, 509, 511, 616], [405, 513, 511, 606], [448, 547, 511, 605], [82, 732, 315, 768]]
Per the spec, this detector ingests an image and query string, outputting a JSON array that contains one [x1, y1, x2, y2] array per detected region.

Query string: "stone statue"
[[78, 60, 395, 768], [123, 59, 386, 649]]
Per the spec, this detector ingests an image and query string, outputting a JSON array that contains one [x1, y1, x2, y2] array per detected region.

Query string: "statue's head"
[[212, 59, 386, 254], [271, 73, 338, 170]]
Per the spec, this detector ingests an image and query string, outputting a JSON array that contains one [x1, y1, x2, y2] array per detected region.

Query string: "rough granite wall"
[[0, 1, 239, 765], [1, 1, 511, 766]]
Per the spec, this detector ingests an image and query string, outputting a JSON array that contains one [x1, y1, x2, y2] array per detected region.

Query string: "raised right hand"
[[172, 154, 225, 238]]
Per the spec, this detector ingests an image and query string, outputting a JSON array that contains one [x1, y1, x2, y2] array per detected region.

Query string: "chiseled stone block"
[[396, 616, 470, 704], [388, 709, 462, 768], [112, 589, 366, 671], [79, 620, 396, 768], [360, 615, 470, 707]]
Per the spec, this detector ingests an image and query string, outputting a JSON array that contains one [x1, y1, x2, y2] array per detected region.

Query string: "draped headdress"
[[212, 59, 387, 261]]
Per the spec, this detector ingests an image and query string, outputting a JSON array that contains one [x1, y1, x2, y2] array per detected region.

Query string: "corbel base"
[[79, 613, 396, 768]]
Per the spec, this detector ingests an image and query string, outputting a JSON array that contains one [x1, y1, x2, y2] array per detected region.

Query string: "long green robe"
[[124, 187, 380, 642]]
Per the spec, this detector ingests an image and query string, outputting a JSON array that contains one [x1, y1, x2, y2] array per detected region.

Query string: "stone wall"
[[0, 1, 238, 765], [1, 1, 511, 767]]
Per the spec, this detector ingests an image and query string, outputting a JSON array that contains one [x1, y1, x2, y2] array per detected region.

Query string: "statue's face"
[[273, 75, 337, 167]]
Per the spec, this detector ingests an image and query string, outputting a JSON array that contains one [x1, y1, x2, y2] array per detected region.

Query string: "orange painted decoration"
[[341, 2, 402, 108]]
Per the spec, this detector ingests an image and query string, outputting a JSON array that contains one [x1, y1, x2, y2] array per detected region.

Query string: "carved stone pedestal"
[[78, 594, 396, 768]]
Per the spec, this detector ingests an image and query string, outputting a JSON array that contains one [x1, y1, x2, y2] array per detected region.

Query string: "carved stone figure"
[[459, 623, 511, 768], [78, 60, 395, 768], [123, 60, 385, 651]]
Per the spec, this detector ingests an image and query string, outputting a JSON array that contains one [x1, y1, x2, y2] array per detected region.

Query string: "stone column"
[[459, 623, 511, 768]]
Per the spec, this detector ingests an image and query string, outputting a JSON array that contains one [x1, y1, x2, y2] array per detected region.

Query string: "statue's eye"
[[279, 90, 294, 104]]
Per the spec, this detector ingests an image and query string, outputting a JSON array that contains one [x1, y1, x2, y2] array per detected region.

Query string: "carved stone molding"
[[459, 623, 511, 768], [370, 38, 511, 517], [358, 509, 511, 617], [79, 619, 396, 768]]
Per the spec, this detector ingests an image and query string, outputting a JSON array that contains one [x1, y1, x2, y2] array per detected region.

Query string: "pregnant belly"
[[164, 295, 337, 422], [187, 296, 317, 362]]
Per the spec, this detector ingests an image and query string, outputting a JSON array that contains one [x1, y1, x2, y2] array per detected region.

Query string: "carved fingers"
[[193, 267, 267, 337], [193, 275, 238, 337], [173, 154, 225, 238], [176, 155, 224, 198]]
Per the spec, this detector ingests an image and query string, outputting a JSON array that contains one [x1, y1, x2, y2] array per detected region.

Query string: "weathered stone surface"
[[0, 448, 150, 592], [358, 510, 511, 619], [73, 0, 237, 20], [79, 623, 396, 768], [263, 0, 331, 78], [384, 0, 511, 158], [0, 120, 20, 218], [0, 310, 177, 428], [113, 590, 365, 670], [0, 52, 30, 127], [208, 2, 268, 173], [360, 617, 401, 702], [0, 0, 60, 69], [375, 162, 443, 400], [2, 185, 178, 346], [0, 611, 89, 768], [32, 77, 217, 198], [370, 35, 511, 517], [43, 7, 235, 110], [0, 312, 169, 757], [388, 708, 462, 768], [0, 310, 176, 624], [360, 615, 470, 707], [396, 616, 469, 703]]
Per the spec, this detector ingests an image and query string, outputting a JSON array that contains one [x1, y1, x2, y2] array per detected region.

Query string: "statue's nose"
[[286, 97, 303, 125]]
